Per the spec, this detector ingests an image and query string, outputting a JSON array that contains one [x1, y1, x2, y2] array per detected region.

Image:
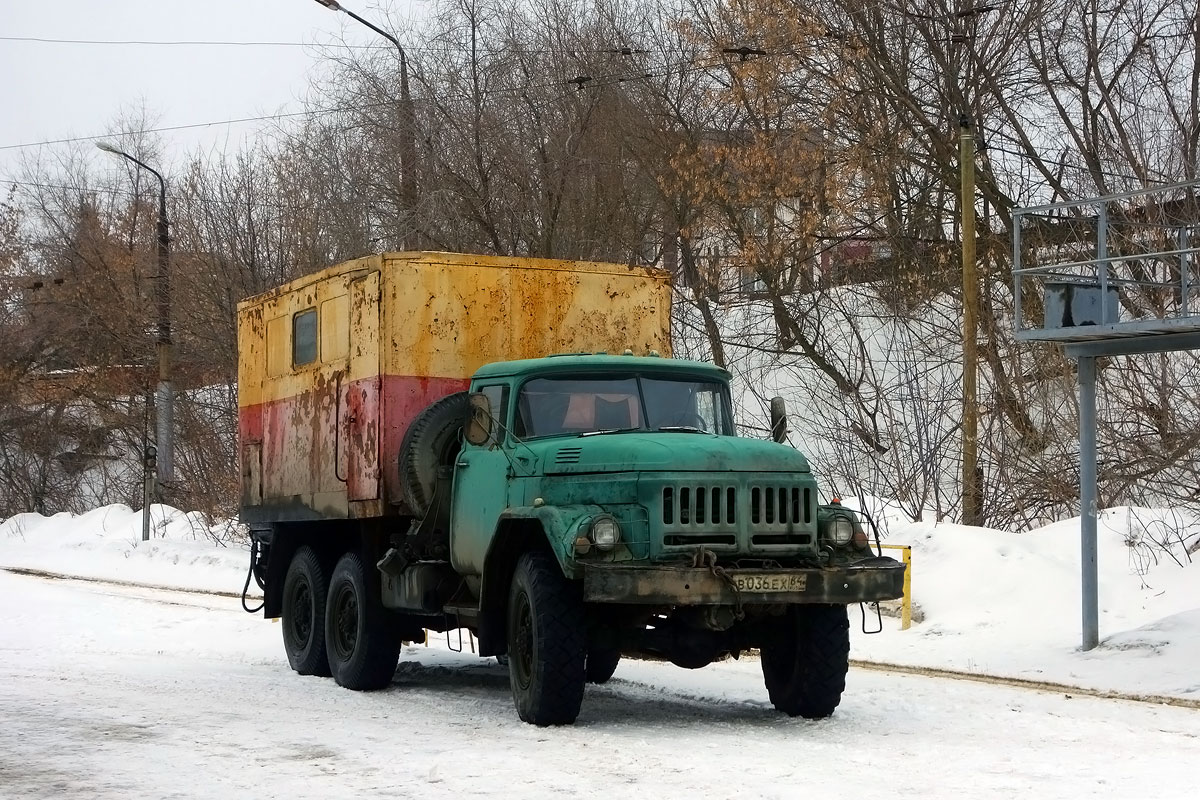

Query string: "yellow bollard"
[[879, 544, 912, 630]]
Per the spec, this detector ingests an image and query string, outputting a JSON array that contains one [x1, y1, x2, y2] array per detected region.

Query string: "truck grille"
[[662, 486, 736, 526], [659, 483, 814, 553], [749, 486, 811, 526]]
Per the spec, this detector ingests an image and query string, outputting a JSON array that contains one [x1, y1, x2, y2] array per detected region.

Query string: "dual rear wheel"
[[281, 546, 399, 690]]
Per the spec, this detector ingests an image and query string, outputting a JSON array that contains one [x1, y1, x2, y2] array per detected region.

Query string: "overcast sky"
[[0, 0, 426, 179]]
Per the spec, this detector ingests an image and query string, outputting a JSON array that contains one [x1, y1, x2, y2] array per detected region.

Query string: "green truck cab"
[[369, 353, 905, 724]]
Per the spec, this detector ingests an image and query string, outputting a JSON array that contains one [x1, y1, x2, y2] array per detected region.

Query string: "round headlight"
[[589, 515, 621, 550], [831, 516, 854, 546]]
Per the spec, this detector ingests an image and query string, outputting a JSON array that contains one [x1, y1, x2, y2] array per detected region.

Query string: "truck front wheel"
[[507, 551, 587, 725], [586, 648, 621, 684], [325, 552, 400, 690], [760, 604, 850, 719], [281, 546, 332, 677]]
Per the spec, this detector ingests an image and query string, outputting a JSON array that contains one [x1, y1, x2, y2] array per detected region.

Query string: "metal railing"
[[1012, 181, 1200, 338]]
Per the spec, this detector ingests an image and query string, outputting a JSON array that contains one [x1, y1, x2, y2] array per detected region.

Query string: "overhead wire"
[[3, 1, 1187, 206], [0, 44, 766, 154], [0, 34, 673, 57], [0, 0, 939, 153]]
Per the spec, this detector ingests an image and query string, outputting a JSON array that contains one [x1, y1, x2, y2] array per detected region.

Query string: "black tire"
[[507, 551, 587, 725], [760, 604, 850, 719], [325, 552, 400, 690], [399, 392, 470, 516], [586, 648, 621, 684], [281, 546, 332, 676]]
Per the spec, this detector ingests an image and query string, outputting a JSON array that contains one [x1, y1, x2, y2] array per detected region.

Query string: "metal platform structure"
[[1012, 180, 1200, 650]]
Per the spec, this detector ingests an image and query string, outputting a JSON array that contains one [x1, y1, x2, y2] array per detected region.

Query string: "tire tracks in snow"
[[1, 566, 259, 604], [6, 566, 1198, 711], [849, 659, 1200, 710]]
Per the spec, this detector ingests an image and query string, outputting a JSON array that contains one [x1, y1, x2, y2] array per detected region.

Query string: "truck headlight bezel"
[[830, 515, 854, 547], [588, 515, 621, 551]]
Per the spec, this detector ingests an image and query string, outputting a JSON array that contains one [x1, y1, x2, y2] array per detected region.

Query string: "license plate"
[[732, 573, 808, 593]]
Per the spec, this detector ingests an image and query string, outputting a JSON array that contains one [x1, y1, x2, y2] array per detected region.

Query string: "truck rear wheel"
[[325, 552, 400, 690], [281, 546, 332, 677], [507, 551, 586, 725], [760, 604, 850, 719], [399, 392, 470, 516]]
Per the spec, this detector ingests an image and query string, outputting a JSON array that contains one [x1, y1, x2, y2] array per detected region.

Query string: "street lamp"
[[96, 141, 174, 485], [313, 0, 418, 249]]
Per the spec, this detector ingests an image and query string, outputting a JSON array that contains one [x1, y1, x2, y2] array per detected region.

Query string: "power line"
[[0, 7, 988, 154], [0, 174, 468, 217], [0, 34, 674, 57], [0, 35, 372, 48], [0, 9, 923, 154], [0, 108, 321, 152], [0, 50, 735, 153]]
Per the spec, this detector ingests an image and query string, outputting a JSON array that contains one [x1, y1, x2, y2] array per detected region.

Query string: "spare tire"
[[399, 392, 470, 516]]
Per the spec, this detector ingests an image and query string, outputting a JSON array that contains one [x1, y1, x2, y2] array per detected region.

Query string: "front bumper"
[[582, 556, 905, 605]]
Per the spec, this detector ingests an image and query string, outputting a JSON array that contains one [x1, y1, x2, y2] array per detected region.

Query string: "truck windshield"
[[514, 375, 733, 438]]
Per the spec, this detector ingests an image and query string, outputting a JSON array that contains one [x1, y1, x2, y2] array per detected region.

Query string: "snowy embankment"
[[1, 502, 1197, 701], [0, 505, 249, 596]]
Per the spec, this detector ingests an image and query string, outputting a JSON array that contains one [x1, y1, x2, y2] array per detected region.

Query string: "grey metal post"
[[1180, 226, 1190, 316], [1077, 355, 1099, 650], [142, 468, 153, 542], [314, 0, 418, 249], [1097, 204, 1109, 323], [1013, 210, 1023, 331], [96, 142, 174, 484]]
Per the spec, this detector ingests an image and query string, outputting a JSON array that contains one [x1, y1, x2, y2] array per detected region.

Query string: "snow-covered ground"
[[2, 503, 1199, 796], [3, 501, 1197, 702], [3, 569, 1198, 799]]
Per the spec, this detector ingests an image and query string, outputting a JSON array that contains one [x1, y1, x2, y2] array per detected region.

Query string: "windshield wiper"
[[578, 427, 642, 437], [656, 426, 707, 434]]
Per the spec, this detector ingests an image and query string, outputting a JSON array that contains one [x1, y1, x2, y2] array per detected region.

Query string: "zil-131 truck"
[[237, 251, 904, 725]]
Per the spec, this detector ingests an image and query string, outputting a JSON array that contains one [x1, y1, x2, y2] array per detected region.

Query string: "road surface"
[[1, 570, 1196, 799]]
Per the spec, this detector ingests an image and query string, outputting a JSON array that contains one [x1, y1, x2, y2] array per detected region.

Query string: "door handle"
[[456, 460, 469, 468]]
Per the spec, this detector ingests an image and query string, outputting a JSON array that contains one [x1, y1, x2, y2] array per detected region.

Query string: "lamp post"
[[96, 141, 174, 485], [314, 0, 418, 249]]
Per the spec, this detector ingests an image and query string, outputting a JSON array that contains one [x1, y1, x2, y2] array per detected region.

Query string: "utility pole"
[[960, 114, 981, 526], [952, 3, 994, 527]]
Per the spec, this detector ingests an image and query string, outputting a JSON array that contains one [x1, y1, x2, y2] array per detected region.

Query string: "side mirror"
[[769, 396, 788, 443], [464, 392, 493, 446]]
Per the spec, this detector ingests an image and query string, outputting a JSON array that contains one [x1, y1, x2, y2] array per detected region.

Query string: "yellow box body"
[[237, 252, 672, 520]]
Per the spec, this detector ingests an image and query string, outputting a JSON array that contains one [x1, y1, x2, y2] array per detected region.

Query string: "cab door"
[[450, 383, 513, 575]]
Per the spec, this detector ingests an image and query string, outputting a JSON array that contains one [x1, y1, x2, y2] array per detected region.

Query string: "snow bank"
[[851, 503, 1200, 699], [0, 504, 250, 596], [2, 501, 1198, 700]]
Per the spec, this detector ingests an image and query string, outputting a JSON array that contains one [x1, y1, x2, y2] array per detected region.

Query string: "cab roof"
[[471, 354, 731, 381]]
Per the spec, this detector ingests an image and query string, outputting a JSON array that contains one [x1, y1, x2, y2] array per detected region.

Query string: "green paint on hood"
[[534, 432, 810, 475]]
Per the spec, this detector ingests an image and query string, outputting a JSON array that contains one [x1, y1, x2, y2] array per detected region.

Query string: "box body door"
[[346, 271, 381, 501]]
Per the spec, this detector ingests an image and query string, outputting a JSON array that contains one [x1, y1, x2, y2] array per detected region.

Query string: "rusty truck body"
[[239, 251, 905, 725]]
